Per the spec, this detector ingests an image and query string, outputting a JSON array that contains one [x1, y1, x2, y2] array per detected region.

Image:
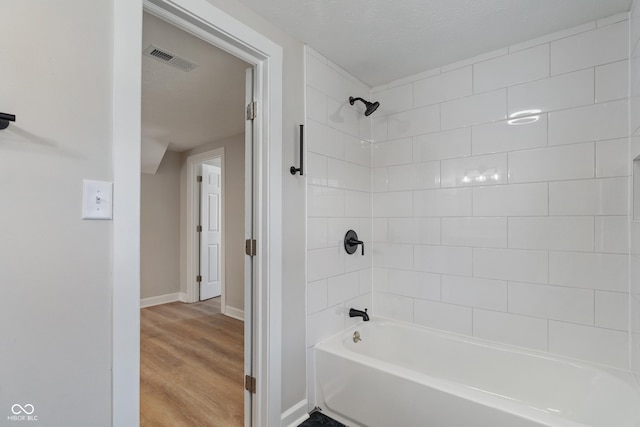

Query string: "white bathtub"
[[315, 319, 640, 427]]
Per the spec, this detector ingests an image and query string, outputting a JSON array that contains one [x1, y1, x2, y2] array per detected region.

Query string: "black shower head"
[[349, 96, 380, 117]]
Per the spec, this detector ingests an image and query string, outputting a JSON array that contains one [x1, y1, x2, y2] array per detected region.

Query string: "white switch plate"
[[82, 179, 113, 220]]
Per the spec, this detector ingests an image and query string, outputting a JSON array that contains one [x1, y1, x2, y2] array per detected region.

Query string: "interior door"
[[244, 67, 255, 427], [200, 163, 222, 300]]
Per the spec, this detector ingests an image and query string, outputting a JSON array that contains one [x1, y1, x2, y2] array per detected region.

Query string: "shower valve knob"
[[344, 230, 364, 255]]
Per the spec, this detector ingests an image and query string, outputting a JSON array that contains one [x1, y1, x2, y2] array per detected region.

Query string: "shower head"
[[349, 96, 380, 117]]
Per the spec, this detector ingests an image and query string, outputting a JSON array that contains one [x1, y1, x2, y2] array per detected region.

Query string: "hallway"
[[140, 298, 244, 426]]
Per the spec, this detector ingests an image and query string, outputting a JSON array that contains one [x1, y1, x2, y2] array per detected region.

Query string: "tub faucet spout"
[[349, 308, 369, 321]]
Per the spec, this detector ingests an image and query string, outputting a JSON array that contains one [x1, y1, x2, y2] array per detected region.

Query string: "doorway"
[[186, 146, 247, 320], [139, 7, 252, 426], [112, 0, 284, 424]]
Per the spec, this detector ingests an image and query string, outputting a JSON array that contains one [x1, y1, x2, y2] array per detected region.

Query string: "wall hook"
[[0, 113, 16, 130], [290, 124, 304, 175]]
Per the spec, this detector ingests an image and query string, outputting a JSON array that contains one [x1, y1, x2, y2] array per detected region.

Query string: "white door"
[[200, 163, 222, 300]]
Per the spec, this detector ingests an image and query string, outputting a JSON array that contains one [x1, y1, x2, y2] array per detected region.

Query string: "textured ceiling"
[[142, 12, 249, 154], [236, 0, 632, 87]]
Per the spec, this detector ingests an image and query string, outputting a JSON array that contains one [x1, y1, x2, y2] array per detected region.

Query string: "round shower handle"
[[344, 230, 364, 255]]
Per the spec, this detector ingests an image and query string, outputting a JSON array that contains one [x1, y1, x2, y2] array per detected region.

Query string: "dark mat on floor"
[[297, 410, 347, 426]]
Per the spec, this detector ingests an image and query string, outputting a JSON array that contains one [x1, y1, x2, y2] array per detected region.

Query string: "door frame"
[[112, 0, 283, 425], [186, 149, 226, 307]]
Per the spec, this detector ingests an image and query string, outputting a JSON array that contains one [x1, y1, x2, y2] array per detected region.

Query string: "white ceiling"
[[141, 12, 249, 156], [236, 0, 632, 87]]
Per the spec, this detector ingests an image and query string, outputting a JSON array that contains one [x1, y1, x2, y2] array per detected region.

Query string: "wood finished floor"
[[141, 298, 244, 427]]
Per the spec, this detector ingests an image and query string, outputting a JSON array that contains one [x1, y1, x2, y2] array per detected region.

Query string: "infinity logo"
[[11, 404, 34, 415]]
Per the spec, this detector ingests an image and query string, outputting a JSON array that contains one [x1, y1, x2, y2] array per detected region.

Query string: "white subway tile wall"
[[370, 16, 631, 369], [387, 105, 440, 139], [306, 15, 634, 373], [595, 291, 629, 331], [548, 100, 628, 146], [373, 267, 441, 300], [413, 299, 472, 334], [306, 47, 373, 356], [414, 127, 471, 161], [441, 153, 507, 187], [595, 60, 629, 103], [548, 321, 629, 367], [473, 309, 548, 350], [473, 45, 549, 94], [548, 177, 628, 216], [413, 66, 472, 107], [440, 217, 507, 248], [472, 183, 548, 217], [441, 89, 507, 130], [595, 138, 629, 178], [507, 142, 594, 184], [550, 21, 628, 75], [508, 216, 595, 252], [507, 68, 594, 115], [472, 115, 547, 155]]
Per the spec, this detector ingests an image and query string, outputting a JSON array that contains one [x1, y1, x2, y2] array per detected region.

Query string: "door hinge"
[[197, 175, 203, 182], [244, 375, 256, 394], [246, 101, 257, 120], [196, 225, 203, 232], [196, 275, 202, 283], [245, 239, 257, 256]]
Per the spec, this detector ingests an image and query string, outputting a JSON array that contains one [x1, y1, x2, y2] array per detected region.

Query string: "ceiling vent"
[[143, 45, 199, 72]]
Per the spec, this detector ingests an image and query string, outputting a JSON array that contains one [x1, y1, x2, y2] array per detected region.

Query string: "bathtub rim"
[[315, 316, 640, 427]]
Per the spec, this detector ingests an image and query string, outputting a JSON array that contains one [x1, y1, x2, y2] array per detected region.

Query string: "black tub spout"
[[349, 308, 369, 321]]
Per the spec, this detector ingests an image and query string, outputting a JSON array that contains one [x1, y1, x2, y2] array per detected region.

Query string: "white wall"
[[0, 1, 113, 425], [304, 47, 374, 402], [630, 0, 640, 381], [181, 135, 245, 311], [371, 15, 631, 369], [141, 151, 181, 300]]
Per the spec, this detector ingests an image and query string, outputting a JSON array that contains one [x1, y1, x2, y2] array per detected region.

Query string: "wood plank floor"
[[140, 298, 244, 427]]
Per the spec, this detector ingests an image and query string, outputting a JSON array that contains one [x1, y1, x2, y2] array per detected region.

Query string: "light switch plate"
[[82, 179, 113, 220]]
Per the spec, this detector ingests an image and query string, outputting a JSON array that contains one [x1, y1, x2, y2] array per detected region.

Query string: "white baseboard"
[[223, 305, 245, 321], [281, 399, 308, 427], [140, 292, 186, 308]]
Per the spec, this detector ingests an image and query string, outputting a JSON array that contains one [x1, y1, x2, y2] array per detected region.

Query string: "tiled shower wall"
[[371, 16, 631, 369], [305, 47, 373, 396], [630, 1, 640, 380]]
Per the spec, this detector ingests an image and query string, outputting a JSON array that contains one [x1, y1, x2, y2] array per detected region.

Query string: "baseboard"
[[281, 399, 308, 427], [140, 292, 182, 308], [223, 305, 245, 321]]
